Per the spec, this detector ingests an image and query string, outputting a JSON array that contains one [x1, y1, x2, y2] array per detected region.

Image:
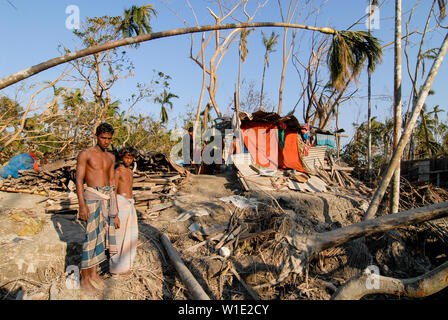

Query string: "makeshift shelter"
[[231, 110, 328, 193], [237, 110, 314, 173]]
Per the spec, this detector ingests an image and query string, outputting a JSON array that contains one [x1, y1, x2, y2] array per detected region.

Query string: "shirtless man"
[[76, 122, 120, 293], [110, 147, 138, 276]]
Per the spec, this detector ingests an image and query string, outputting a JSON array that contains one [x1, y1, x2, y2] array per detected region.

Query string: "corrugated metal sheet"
[[303, 146, 327, 170]]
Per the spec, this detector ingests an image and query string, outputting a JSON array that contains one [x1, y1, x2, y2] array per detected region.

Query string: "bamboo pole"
[[160, 233, 210, 300]]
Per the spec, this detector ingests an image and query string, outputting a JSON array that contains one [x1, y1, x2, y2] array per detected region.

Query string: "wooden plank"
[[132, 182, 156, 188], [0, 187, 47, 196], [146, 202, 173, 213], [146, 175, 181, 184], [322, 165, 354, 172], [40, 159, 76, 172], [134, 192, 159, 201]]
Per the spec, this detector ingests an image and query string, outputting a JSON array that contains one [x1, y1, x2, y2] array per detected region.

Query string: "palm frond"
[[328, 30, 382, 91], [119, 4, 157, 38]]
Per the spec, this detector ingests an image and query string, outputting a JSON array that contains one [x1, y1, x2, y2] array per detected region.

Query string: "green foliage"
[[153, 73, 179, 125], [0, 96, 22, 124], [414, 105, 448, 158], [328, 30, 382, 91], [341, 117, 394, 168], [119, 4, 157, 39], [342, 105, 448, 170]]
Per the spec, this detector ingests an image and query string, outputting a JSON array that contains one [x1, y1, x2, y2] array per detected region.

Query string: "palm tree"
[[367, 0, 379, 174], [260, 31, 279, 109], [391, 0, 402, 214], [414, 104, 447, 157], [154, 89, 178, 124], [237, 28, 253, 109], [119, 4, 157, 38]]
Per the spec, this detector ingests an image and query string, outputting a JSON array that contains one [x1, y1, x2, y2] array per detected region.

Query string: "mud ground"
[[0, 170, 446, 300]]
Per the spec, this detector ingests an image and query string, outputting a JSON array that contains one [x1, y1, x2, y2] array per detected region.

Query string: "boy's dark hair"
[[119, 146, 137, 158], [96, 122, 114, 136]]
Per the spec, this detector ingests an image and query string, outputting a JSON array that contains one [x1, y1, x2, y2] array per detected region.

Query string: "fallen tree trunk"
[[255, 202, 448, 289], [160, 233, 210, 300], [310, 201, 448, 252], [332, 261, 448, 300], [0, 22, 337, 90]]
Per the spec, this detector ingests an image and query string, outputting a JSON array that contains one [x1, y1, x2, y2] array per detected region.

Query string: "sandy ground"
[[1, 171, 445, 300], [0, 172, 369, 300]]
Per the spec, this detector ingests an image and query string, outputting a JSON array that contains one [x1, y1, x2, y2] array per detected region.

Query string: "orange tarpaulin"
[[240, 122, 279, 170], [278, 130, 308, 173], [240, 122, 308, 173]]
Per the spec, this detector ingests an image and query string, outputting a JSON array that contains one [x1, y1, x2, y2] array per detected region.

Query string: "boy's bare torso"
[[116, 165, 134, 199]]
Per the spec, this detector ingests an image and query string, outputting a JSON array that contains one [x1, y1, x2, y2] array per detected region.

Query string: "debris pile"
[[0, 158, 77, 195], [44, 152, 189, 216], [0, 152, 189, 217], [313, 156, 372, 196], [398, 177, 448, 211]]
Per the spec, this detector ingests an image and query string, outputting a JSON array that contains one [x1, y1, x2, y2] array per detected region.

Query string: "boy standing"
[[76, 122, 120, 293], [110, 146, 138, 276]]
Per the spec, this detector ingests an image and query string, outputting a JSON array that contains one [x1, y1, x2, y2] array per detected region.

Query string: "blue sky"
[[0, 0, 447, 147]]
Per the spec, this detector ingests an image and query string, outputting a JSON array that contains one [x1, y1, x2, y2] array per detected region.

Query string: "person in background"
[[299, 124, 312, 157], [40, 152, 51, 166], [300, 124, 311, 145]]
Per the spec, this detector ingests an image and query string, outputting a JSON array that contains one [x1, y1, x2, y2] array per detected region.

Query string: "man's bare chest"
[[87, 154, 112, 171]]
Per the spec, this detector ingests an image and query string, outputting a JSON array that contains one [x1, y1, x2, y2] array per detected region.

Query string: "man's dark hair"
[[119, 146, 137, 158], [96, 122, 114, 136]]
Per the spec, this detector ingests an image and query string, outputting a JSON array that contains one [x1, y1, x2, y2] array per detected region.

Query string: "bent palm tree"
[[260, 31, 279, 109]]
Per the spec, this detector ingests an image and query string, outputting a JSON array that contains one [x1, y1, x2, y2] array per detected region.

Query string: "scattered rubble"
[[0, 150, 447, 301]]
